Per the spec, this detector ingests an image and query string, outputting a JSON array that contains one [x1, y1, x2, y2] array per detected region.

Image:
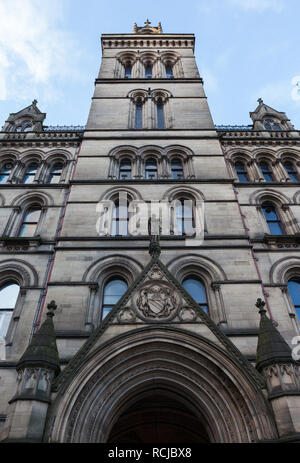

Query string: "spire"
[[255, 298, 293, 372], [17, 301, 60, 376]]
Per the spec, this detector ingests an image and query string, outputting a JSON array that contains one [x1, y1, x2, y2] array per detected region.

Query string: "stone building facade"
[[0, 22, 299, 443]]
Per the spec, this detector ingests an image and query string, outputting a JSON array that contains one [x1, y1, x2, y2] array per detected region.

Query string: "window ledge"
[[263, 233, 300, 248], [0, 236, 42, 250]]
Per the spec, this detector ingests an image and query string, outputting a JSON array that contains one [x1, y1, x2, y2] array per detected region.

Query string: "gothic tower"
[[0, 22, 299, 443]]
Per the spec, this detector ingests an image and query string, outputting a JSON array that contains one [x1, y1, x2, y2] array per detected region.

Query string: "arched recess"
[[45, 328, 278, 443], [167, 254, 227, 324], [82, 255, 143, 330], [270, 256, 300, 285], [249, 188, 291, 206], [0, 259, 38, 343], [83, 254, 143, 284]]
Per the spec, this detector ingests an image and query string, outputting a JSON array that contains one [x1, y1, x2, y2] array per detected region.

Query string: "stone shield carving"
[[135, 280, 180, 321]]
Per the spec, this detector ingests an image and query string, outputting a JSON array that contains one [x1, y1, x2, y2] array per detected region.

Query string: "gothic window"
[[283, 161, 299, 182], [111, 199, 129, 236], [156, 99, 165, 129], [259, 161, 274, 182], [166, 63, 174, 79], [145, 158, 158, 180], [262, 202, 284, 235], [22, 162, 38, 184], [135, 100, 143, 129], [175, 199, 195, 236], [171, 158, 184, 179], [182, 278, 208, 314], [145, 63, 152, 78], [19, 207, 42, 237], [124, 63, 132, 78], [0, 162, 13, 184], [288, 279, 300, 320], [264, 119, 282, 131], [48, 163, 63, 184], [0, 283, 20, 338], [119, 159, 132, 180], [101, 278, 128, 320], [235, 161, 249, 183]]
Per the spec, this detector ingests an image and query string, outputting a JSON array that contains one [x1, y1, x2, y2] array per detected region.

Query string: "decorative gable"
[[2, 100, 46, 132], [250, 98, 294, 130], [52, 246, 265, 393]]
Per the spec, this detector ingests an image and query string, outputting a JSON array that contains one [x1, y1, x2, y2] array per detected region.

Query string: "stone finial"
[[32, 99, 38, 106], [149, 235, 161, 258], [133, 21, 163, 34], [257, 98, 263, 105], [256, 298, 267, 315], [47, 300, 57, 319]]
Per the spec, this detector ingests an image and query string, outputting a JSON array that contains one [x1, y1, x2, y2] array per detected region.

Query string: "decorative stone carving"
[[117, 307, 136, 323], [135, 281, 180, 321], [148, 265, 163, 280], [178, 306, 197, 322]]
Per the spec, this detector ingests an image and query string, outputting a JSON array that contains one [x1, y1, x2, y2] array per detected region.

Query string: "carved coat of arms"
[[136, 282, 180, 320]]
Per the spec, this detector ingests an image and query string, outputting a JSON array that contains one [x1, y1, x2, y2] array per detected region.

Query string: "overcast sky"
[[0, 0, 299, 128]]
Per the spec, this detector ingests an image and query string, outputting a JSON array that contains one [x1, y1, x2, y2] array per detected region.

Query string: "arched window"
[[101, 278, 128, 320], [171, 158, 184, 179], [111, 199, 129, 236], [156, 99, 165, 129], [119, 159, 132, 180], [0, 283, 20, 338], [15, 120, 32, 132], [182, 278, 208, 314], [23, 162, 38, 184], [145, 158, 158, 180], [288, 279, 300, 320], [124, 63, 132, 78], [283, 161, 299, 182], [48, 163, 63, 184], [0, 162, 13, 184], [145, 63, 152, 78], [175, 199, 195, 236], [19, 207, 42, 237], [259, 161, 274, 182], [235, 161, 249, 183], [262, 202, 284, 235], [264, 119, 282, 131], [166, 63, 174, 78], [135, 100, 143, 130]]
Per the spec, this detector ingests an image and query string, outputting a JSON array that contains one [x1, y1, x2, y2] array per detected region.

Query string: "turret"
[[0, 301, 60, 443], [256, 299, 300, 442]]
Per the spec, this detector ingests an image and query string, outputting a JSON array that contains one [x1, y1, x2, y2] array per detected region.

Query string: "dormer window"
[[15, 120, 32, 132], [264, 119, 281, 131]]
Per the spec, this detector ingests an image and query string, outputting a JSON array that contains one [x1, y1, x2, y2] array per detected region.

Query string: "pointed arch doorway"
[[107, 389, 210, 443]]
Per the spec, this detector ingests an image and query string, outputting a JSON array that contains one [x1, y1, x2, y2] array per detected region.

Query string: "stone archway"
[[107, 389, 210, 443], [46, 328, 278, 443]]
